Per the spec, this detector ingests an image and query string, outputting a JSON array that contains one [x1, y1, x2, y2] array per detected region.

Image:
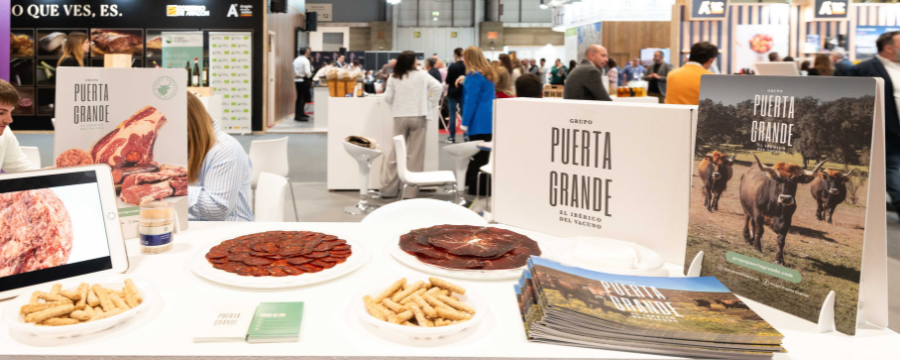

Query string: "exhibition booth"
[[4, 1, 900, 359]]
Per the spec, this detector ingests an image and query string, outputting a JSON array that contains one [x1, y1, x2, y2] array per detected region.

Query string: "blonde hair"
[[187, 92, 216, 184], [813, 54, 834, 76], [493, 64, 513, 96], [463, 46, 496, 83], [58, 32, 88, 67]]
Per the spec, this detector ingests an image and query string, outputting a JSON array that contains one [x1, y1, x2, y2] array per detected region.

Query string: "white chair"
[[254, 172, 288, 222], [343, 141, 383, 215], [476, 147, 495, 212], [442, 142, 480, 205], [249, 137, 298, 221], [393, 135, 458, 202], [21, 146, 40, 168], [361, 198, 488, 225]]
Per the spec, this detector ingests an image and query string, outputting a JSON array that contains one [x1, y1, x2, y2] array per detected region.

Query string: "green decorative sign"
[[725, 251, 802, 283]]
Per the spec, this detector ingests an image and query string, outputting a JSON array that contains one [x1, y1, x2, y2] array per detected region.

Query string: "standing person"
[[498, 54, 516, 95], [186, 92, 253, 222], [529, 59, 540, 76], [622, 57, 646, 83], [377, 59, 396, 89], [57, 32, 89, 67], [494, 64, 515, 99], [642, 50, 673, 103], [807, 54, 834, 76], [768, 52, 781, 62], [0, 79, 38, 173], [851, 31, 900, 212], [436, 60, 448, 83], [563, 45, 612, 101], [515, 73, 543, 98], [335, 54, 345, 68], [456, 46, 496, 197], [665, 42, 719, 105], [426, 58, 441, 82], [445, 48, 466, 144], [606, 58, 619, 90], [293, 47, 312, 121], [832, 49, 853, 76], [381, 51, 443, 198], [539, 58, 549, 85], [550, 59, 568, 85]]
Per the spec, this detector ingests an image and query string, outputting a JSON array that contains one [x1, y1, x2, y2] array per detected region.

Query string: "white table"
[[326, 96, 439, 190], [2, 221, 898, 359]]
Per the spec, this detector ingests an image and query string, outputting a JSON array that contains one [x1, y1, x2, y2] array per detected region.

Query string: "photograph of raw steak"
[[90, 105, 167, 170], [118, 165, 187, 205], [55, 148, 94, 168], [0, 189, 74, 277], [120, 180, 174, 206], [91, 29, 143, 55]]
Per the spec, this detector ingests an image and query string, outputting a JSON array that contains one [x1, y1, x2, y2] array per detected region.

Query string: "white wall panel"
[[395, 27, 476, 62]]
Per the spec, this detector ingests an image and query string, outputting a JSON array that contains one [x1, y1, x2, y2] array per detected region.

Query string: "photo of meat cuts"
[[399, 225, 542, 270], [54, 105, 188, 206], [90, 29, 143, 55], [0, 189, 74, 277]]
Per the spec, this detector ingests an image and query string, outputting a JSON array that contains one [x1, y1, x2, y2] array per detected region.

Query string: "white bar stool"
[[343, 141, 383, 215], [442, 142, 480, 205]]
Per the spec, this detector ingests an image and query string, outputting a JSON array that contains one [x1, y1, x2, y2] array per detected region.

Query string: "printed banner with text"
[[209, 31, 252, 134]]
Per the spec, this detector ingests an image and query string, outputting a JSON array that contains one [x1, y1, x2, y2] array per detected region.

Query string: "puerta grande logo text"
[[11, 3, 122, 19], [548, 120, 613, 217], [73, 81, 110, 124]]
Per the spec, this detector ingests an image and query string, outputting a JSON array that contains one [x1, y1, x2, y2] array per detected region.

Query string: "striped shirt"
[[188, 123, 254, 222]]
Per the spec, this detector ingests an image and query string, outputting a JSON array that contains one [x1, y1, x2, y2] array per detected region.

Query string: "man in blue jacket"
[[851, 31, 900, 212]]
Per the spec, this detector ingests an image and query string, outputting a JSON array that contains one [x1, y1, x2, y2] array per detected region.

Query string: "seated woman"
[[186, 92, 254, 221]]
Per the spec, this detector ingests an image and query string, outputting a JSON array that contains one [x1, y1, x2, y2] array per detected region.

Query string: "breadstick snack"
[[17, 279, 143, 327], [363, 277, 476, 328]]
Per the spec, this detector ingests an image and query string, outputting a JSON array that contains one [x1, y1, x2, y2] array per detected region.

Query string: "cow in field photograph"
[[716, 299, 750, 310], [739, 154, 825, 266], [698, 151, 735, 212], [810, 169, 856, 223]]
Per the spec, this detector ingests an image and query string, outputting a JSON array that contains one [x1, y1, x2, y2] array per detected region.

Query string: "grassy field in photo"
[[685, 157, 867, 335]]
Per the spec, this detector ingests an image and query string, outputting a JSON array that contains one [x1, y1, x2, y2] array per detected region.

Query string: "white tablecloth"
[[1, 221, 898, 359]]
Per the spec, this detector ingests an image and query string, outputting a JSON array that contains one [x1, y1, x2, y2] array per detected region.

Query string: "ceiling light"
[[387, 0, 402, 5], [539, 0, 548, 10]]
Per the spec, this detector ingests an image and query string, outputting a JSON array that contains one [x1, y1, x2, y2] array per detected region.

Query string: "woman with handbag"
[[380, 51, 443, 198]]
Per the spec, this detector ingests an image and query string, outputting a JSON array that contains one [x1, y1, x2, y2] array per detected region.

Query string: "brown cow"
[[698, 151, 735, 212], [715, 299, 750, 309], [739, 154, 825, 266], [692, 299, 712, 308], [810, 169, 856, 223]]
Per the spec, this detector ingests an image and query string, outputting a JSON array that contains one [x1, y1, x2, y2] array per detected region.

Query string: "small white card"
[[192, 305, 256, 343]]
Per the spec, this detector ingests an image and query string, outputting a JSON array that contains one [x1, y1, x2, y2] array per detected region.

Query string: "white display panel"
[[209, 32, 253, 134]]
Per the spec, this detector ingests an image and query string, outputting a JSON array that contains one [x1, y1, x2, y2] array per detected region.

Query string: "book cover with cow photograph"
[[519, 257, 783, 359], [54, 67, 188, 238], [684, 75, 878, 335]]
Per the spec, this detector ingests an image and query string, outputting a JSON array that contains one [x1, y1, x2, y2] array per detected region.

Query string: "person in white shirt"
[[293, 47, 312, 121], [0, 79, 38, 173], [380, 51, 443, 198]]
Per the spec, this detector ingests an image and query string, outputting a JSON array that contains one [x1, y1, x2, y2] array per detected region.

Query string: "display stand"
[[685, 250, 837, 333]]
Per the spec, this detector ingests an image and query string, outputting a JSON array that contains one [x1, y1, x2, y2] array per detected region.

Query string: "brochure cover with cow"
[[684, 75, 879, 336], [54, 67, 188, 239], [518, 257, 783, 359]]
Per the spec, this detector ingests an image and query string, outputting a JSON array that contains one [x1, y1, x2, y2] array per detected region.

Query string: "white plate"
[[3, 275, 157, 338], [189, 232, 370, 289], [543, 236, 669, 277], [385, 224, 555, 281], [353, 277, 487, 340]]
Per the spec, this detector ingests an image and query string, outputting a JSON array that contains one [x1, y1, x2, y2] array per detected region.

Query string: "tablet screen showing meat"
[[399, 225, 541, 270], [204, 231, 352, 277], [0, 170, 113, 292]]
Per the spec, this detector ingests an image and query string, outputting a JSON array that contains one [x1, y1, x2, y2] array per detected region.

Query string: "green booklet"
[[246, 302, 305, 343]]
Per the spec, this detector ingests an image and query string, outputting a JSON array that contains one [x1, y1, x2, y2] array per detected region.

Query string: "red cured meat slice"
[[227, 254, 251, 262], [220, 262, 245, 273], [208, 258, 228, 264], [415, 225, 518, 258], [229, 246, 252, 254], [324, 239, 347, 246], [296, 264, 323, 273], [311, 260, 336, 269], [306, 251, 328, 259], [329, 252, 351, 258], [205, 250, 228, 259], [237, 266, 259, 276], [278, 246, 305, 257], [318, 257, 343, 263], [329, 249, 352, 255], [243, 257, 274, 266], [283, 266, 305, 275], [250, 251, 274, 257], [398, 225, 542, 270], [312, 242, 334, 252], [331, 244, 351, 251], [267, 266, 289, 277], [322, 235, 338, 241], [286, 257, 314, 265]]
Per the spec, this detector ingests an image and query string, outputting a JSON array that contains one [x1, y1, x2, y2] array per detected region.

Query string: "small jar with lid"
[[140, 202, 174, 254]]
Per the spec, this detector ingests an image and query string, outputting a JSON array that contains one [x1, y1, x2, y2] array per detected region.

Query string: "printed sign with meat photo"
[[685, 75, 877, 335], [54, 67, 187, 237]]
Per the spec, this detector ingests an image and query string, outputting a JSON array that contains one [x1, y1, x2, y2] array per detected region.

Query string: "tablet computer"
[[0, 165, 128, 300]]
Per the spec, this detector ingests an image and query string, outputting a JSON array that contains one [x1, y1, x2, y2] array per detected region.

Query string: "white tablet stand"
[[686, 250, 837, 333]]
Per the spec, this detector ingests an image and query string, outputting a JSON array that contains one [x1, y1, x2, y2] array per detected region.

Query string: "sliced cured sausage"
[[206, 231, 351, 277], [286, 257, 314, 265], [243, 257, 274, 266]]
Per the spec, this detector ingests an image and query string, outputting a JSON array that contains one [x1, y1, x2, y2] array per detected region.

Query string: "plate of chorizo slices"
[[190, 230, 369, 289]]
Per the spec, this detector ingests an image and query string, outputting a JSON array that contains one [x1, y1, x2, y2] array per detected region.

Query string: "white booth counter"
[[1, 221, 898, 359], [326, 95, 439, 190], [610, 95, 661, 103]]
